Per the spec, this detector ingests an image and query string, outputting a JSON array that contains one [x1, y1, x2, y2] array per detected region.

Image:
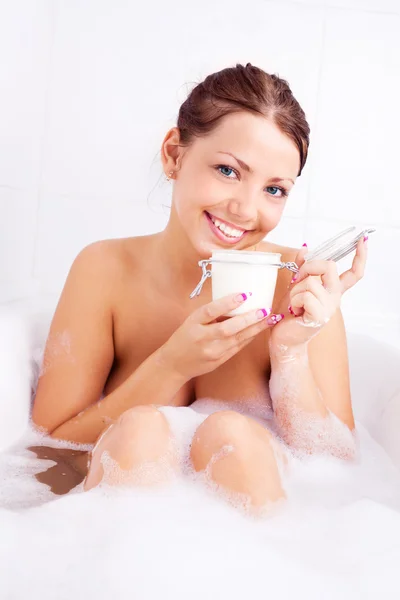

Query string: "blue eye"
[[216, 165, 289, 198], [266, 186, 288, 198], [217, 165, 237, 178]]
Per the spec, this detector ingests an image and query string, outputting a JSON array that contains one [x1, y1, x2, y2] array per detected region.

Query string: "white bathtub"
[[1, 302, 400, 600]]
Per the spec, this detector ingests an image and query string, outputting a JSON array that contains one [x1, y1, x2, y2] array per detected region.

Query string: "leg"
[[84, 405, 177, 491], [190, 411, 285, 511]]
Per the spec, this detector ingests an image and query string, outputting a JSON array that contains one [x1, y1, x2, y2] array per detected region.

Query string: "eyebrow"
[[217, 151, 295, 185]]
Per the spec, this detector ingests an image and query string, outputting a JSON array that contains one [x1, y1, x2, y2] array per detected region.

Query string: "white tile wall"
[[0, 0, 399, 343], [308, 8, 400, 225], [288, 0, 400, 13], [0, 1, 53, 190], [0, 187, 38, 283]]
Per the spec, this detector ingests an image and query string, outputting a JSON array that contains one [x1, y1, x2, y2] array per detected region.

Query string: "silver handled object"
[[189, 226, 376, 299], [304, 226, 376, 264]]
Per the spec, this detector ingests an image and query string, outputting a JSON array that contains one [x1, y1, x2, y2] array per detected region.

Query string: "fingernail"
[[302, 243, 308, 247], [268, 313, 285, 325], [256, 307, 271, 320], [288, 305, 295, 315], [363, 235, 369, 242], [291, 275, 297, 284], [235, 292, 252, 303]]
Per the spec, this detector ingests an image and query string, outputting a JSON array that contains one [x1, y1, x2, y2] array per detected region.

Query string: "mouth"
[[204, 211, 250, 245]]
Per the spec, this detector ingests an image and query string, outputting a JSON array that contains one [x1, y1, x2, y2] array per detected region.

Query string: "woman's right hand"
[[160, 293, 284, 381]]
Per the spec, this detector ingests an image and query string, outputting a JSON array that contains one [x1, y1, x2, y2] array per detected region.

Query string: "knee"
[[195, 410, 250, 443], [190, 411, 256, 468], [85, 406, 175, 491], [114, 406, 172, 452], [118, 405, 167, 432]]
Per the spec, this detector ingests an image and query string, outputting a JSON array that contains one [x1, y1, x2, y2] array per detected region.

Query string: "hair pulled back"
[[177, 63, 310, 176]]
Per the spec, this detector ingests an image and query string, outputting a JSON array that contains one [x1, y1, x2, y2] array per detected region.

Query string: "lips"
[[204, 211, 248, 245]]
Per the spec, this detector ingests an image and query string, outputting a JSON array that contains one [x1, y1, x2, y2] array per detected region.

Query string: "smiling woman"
[[164, 90, 306, 257], [31, 63, 367, 513]]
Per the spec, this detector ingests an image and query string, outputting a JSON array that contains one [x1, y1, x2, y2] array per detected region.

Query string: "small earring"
[[166, 171, 174, 181]]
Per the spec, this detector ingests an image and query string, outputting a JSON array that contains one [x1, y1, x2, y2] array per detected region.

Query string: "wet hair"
[[177, 63, 310, 177]]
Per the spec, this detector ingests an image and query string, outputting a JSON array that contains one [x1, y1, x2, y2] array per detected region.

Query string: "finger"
[[295, 244, 308, 269], [290, 275, 323, 297], [228, 312, 284, 345], [290, 245, 308, 284], [291, 276, 329, 303], [291, 291, 325, 323], [193, 292, 252, 325], [289, 277, 330, 316], [211, 306, 272, 338], [221, 331, 260, 361], [295, 260, 341, 294], [339, 236, 368, 293], [222, 313, 285, 356]]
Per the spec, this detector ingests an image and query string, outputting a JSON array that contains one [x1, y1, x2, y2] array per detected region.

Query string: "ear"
[[161, 127, 184, 178]]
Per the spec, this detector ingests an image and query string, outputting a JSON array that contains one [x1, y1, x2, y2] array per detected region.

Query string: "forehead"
[[192, 111, 300, 179]]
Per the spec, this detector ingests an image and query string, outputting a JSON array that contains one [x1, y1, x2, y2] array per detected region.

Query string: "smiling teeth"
[[209, 215, 243, 238]]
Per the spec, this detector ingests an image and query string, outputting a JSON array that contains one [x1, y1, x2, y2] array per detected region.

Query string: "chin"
[[195, 238, 219, 259], [193, 237, 253, 259]]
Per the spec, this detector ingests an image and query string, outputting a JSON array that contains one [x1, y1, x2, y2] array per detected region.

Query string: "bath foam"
[[1, 407, 400, 599]]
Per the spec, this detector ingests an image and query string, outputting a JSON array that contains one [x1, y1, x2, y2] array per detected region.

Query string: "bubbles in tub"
[[98, 446, 179, 488], [0, 422, 92, 510], [268, 347, 358, 459], [2, 406, 400, 598]]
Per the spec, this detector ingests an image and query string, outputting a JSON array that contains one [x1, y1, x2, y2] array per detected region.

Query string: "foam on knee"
[[86, 406, 179, 489], [99, 448, 177, 488], [189, 411, 285, 515]]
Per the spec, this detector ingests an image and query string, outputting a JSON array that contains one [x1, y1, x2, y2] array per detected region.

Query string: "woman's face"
[[170, 111, 300, 257]]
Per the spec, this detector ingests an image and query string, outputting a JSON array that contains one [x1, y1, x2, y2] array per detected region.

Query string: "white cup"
[[210, 250, 282, 317]]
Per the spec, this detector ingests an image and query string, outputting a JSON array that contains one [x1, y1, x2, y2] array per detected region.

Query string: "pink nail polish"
[[302, 243, 308, 247], [236, 293, 248, 302], [291, 275, 297, 284], [288, 305, 295, 315], [235, 292, 253, 302], [268, 313, 285, 325], [363, 235, 369, 242], [256, 308, 271, 320]]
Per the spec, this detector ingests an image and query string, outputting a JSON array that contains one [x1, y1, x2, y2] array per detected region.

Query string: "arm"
[[32, 242, 186, 445], [267, 241, 367, 457], [33, 244, 273, 446], [269, 309, 356, 458], [50, 350, 186, 444]]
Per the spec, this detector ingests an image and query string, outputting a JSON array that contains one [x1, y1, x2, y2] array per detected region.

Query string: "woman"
[[32, 63, 367, 511]]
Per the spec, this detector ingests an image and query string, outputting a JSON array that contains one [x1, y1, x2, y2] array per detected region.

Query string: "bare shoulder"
[[72, 235, 151, 287], [32, 235, 154, 434]]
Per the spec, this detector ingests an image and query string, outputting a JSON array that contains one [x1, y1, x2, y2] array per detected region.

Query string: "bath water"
[[1, 408, 400, 600]]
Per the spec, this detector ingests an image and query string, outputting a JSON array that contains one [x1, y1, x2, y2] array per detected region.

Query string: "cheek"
[[175, 176, 224, 218], [259, 203, 285, 231]]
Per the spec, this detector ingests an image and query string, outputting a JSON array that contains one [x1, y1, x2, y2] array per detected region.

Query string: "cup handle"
[[279, 261, 299, 273], [189, 260, 212, 298]]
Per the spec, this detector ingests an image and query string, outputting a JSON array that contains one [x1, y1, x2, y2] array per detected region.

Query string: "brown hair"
[[177, 63, 310, 177]]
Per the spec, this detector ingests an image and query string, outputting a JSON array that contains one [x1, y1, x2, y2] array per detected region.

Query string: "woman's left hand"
[[270, 236, 369, 349]]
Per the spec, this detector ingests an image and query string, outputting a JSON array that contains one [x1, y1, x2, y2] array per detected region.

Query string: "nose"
[[227, 191, 258, 225]]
